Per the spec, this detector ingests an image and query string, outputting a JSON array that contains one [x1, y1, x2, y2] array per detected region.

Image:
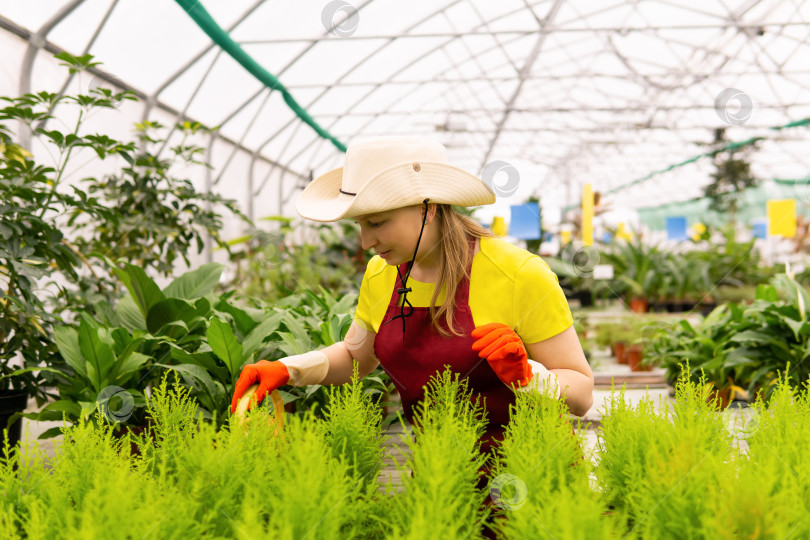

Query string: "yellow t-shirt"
[[353, 236, 573, 344]]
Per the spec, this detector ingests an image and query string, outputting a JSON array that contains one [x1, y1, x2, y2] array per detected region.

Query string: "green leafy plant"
[[0, 52, 244, 406], [651, 271, 810, 401], [492, 390, 614, 538], [387, 369, 489, 538], [597, 366, 732, 536], [227, 218, 366, 305], [320, 366, 386, 490]]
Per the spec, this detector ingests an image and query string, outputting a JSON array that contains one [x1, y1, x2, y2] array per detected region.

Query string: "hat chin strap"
[[384, 199, 430, 341]]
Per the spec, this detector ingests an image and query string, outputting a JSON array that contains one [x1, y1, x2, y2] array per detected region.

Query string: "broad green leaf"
[[41, 399, 82, 417], [215, 298, 258, 336], [146, 297, 197, 335], [78, 400, 98, 422], [78, 318, 116, 392], [783, 317, 805, 342], [275, 331, 305, 356], [281, 312, 312, 347], [115, 352, 151, 379], [163, 263, 224, 299], [207, 317, 243, 381], [330, 293, 357, 316], [242, 312, 283, 361], [110, 327, 131, 356], [116, 294, 147, 331], [38, 427, 67, 440], [169, 345, 229, 382], [113, 262, 165, 317], [0, 366, 64, 381], [755, 284, 778, 302], [157, 363, 225, 412], [53, 326, 87, 378]]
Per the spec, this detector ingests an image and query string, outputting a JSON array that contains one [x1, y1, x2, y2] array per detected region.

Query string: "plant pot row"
[[611, 342, 652, 372]]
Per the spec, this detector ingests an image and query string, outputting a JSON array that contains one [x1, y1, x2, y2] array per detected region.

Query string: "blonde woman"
[[231, 137, 594, 453]]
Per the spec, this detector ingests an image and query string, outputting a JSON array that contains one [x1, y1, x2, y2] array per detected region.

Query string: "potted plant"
[[603, 236, 664, 313]]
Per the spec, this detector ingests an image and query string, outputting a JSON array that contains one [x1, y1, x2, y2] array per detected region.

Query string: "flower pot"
[[576, 290, 594, 308], [0, 390, 29, 456], [629, 297, 648, 313], [627, 345, 650, 372], [699, 302, 718, 316], [706, 387, 732, 410], [676, 301, 693, 312], [612, 342, 628, 364]]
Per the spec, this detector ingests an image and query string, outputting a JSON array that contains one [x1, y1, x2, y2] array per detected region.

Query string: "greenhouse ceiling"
[[1, 0, 809, 222]]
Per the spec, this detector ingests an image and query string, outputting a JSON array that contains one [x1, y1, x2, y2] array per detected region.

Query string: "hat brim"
[[296, 161, 496, 222]]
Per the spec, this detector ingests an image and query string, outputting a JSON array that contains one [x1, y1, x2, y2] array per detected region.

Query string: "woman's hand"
[[471, 323, 560, 398], [230, 360, 289, 413], [471, 323, 532, 387], [230, 350, 330, 413]]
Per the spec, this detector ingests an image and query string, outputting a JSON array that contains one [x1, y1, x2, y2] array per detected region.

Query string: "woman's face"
[[353, 205, 436, 266]]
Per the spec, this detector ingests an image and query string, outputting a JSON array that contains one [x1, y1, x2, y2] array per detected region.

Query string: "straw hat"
[[295, 137, 496, 222]]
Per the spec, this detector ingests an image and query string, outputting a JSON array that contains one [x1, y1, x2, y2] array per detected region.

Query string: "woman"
[[230, 137, 594, 449]]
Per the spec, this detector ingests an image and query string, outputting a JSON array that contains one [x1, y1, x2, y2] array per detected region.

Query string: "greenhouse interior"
[[2, 0, 810, 538]]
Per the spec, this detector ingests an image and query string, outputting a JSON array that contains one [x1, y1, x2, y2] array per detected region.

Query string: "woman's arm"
[[319, 321, 379, 385], [526, 325, 594, 416]]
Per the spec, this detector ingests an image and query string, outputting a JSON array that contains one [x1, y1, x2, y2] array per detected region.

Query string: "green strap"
[[174, 0, 347, 153], [563, 117, 810, 210]]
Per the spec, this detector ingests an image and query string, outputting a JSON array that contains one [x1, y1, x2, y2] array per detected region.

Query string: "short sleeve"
[[353, 265, 375, 332], [513, 256, 574, 343]]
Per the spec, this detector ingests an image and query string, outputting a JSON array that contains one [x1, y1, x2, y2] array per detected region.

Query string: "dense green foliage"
[[650, 272, 810, 399], [4, 366, 810, 538], [0, 53, 242, 400], [493, 390, 614, 538], [386, 369, 489, 539], [550, 223, 775, 309]]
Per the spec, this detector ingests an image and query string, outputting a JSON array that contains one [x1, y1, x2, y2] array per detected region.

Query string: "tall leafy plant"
[[0, 52, 244, 403], [386, 369, 489, 538]]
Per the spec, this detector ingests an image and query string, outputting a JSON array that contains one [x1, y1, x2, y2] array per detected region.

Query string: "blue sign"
[[666, 216, 688, 240], [510, 203, 541, 240], [752, 222, 767, 239]]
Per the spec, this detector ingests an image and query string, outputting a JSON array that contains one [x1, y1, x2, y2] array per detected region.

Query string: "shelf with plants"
[[551, 223, 785, 316], [648, 271, 810, 407]]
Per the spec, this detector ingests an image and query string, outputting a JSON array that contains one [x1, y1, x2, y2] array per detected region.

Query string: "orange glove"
[[230, 360, 289, 413], [471, 323, 532, 387]]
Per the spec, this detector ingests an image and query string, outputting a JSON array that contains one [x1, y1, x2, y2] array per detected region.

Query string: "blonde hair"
[[427, 205, 495, 337]]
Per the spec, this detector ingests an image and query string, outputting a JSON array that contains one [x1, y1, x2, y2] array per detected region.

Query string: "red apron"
[[374, 240, 516, 454]]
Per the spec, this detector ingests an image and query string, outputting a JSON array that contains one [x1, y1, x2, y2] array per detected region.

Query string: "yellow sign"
[[690, 222, 706, 241], [582, 183, 594, 246], [561, 230, 572, 244], [491, 216, 508, 237], [616, 222, 632, 241], [767, 199, 796, 238]]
